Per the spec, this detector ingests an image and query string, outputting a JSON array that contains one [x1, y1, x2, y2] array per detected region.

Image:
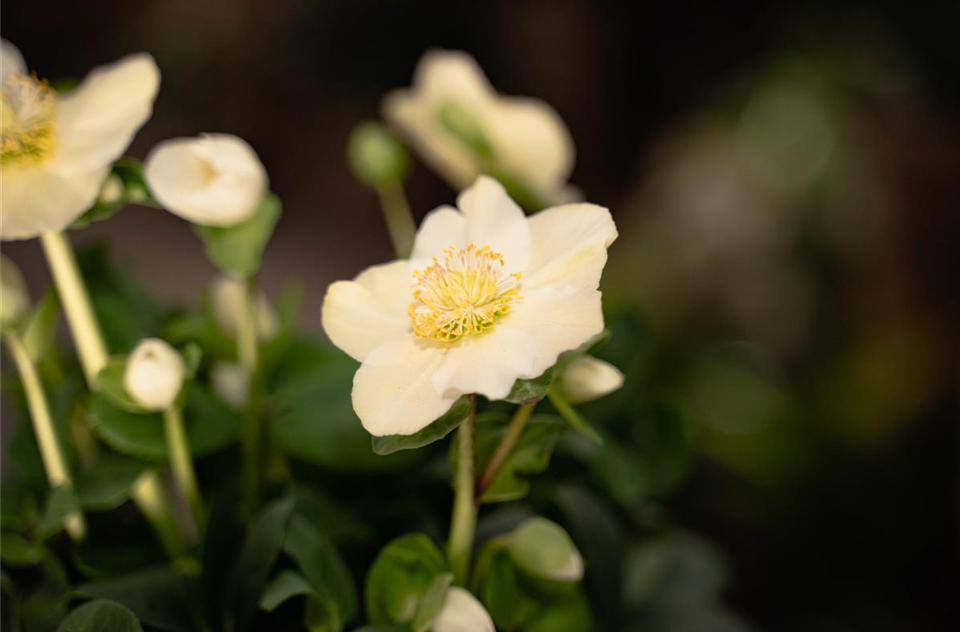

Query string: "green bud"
[[0, 255, 30, 330], [347, 121, 410, 188], [508, 517, 583, 582], [437, 101, 493, 158]]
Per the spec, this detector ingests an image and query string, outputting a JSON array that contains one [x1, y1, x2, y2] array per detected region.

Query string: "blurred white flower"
[[430, 587, 494, 632], [560, 355, 624, 403], [322, 176, 616, 436], [211, 361, 250, 408], [0, 254, 29, 328], [124, 338, 184, 411], [383, 49, 576, 205], [144, 134, 267, 227], [0, 39, 160, 240], [210, 275, 278, 339]]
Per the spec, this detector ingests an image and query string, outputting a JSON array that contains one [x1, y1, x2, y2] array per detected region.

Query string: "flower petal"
[[0, 164, 107, 240], [431, 587, 495, 632], [352, 337, 455, 436], [55, 53, 160, 170], [506, 286, 605, 377], [411, 204, 466, 264], [456, 176, 530, 270], [431, 327, 535, 401], [321, 260, 412, 362], [523, 203, 617, 292], [1, 39, 26, 82]]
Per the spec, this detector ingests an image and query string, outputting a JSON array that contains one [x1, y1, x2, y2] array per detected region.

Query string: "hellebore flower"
[[144, 133, 267, 227], [322, 176, 616, 436], [559, 355, 625, 403], [383, 49, 576, 205], [124, 338, 184, 411], [431, 587, 495, 632], [0, 39, 159, 240]]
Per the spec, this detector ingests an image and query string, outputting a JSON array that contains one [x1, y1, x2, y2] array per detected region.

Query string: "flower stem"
[[236, 277, 263, 513], [447, 395, 478, 584], [375, 182, 416, 258], [163, 406, 204, 532], [39, 231, 107, 388], [3, 331, 86, 541], [130, 471, 187, 558], [475, 403, 535, 503]]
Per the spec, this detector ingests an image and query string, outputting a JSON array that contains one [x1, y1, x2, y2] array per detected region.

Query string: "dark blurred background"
[[2, 1, 958, 630]]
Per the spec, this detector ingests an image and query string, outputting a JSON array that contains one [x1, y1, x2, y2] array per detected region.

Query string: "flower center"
[[409, 243, 522, 343], [1, 73, 57, 167]]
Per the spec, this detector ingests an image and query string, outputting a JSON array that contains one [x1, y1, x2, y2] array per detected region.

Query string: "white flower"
[[0, 39, 160, 240], [211, 361, 250, 408], [430, 587, 494, 632], [144, 134, 267, 227], [124, 338, 184, 411], [322, 176, 616, 436], [560, 355, 624, 403], [383, 49, 576, 205], [0, 254, 29, 328], [210, 275, 279, 339]]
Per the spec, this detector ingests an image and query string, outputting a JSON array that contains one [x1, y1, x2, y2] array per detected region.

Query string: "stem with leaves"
[[475, 402, 536, 503]]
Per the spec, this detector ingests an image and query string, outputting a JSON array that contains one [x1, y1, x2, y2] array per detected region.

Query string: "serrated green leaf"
[[503, 368, 553, 404], [194, 194, 281, 277], [96, 358, 151, 414], [371, 397, 472, 455], [57, 599, 144, 632]]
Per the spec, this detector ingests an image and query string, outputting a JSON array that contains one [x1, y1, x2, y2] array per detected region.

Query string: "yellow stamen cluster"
[[1, 73, 57, 166], [410, 243, 522, 343]]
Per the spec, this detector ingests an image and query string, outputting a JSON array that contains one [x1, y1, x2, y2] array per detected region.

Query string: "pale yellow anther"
[[409, 243, 522, 343], [1, 73, 57, 167]]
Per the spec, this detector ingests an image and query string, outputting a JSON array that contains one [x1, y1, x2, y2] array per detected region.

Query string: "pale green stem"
[[236, 278, 261, 511], [4, 331, 86, 541], [163, 406, 204, 531], [447, 396, 478, 584], [236, 278, 258, 374], [375, 182, 416, 258], [475, 403, 535, 503], [39, 231, 107, 388], [130, 471, 187, 558]]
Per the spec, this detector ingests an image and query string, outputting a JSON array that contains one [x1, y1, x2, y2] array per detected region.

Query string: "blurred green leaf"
[[0, 531, 44, 566], [194, 194, 281, 278], [472, 415, 564, 504], [96, 358, 151, 414], [57, 599, 144, 632], [410, 572, 453, 632], [503, 369, 554, 405], [74, 451, 147, 512], [75, 568, 198, 632], [365, 534, 446, 626], [39, 485, 80, 539], [523, 590, 592, 632], [371, 397, 472, 456], [22, 286, 60, 365], [546, 388, 602, 444], [259, 570, 315, 611]]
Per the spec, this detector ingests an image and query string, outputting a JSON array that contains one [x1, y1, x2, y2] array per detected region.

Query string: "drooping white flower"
[[383, 49, 576, 205], [211, 361, 250, 408], [0, 254, 29, 328], [560, 355, 625, 403], [322, 176, 616, 436], [209, 275, 279, 339], [430, 587, 494, 632], [144, 134, 267, 227], [124, 338, 184, 411], [0, 39, 160, 240]]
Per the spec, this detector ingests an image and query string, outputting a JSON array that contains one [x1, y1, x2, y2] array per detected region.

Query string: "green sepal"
[[371, 396, 472, 455], [194, 193, 281, 278]]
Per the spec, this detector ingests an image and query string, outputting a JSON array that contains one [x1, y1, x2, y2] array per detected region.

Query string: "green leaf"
[[74, 569, 198, 632], [0, 531, 44, 566], [474, 549, 537, 630], [89, 386, 242, 463], [411, 572, 453, 632], [194, 194, 281, 277], [57, 599, 144, 632], [22, 286, 60, 364], [365, 534, 446, 625], [39, 485, 80, 538], [269, 338, 418, 470], [523, 590, 592, 632], [226, 498, 294, 632], [74, 451, 147, 512], [371, 397, 472, 455], [546, 388, 602, 444], [259, 570, 316, 611], [474, 416, 565, 504], [283, 513, 358, 630], [96, 358, 151, 414], [503, 368, 554, 405]]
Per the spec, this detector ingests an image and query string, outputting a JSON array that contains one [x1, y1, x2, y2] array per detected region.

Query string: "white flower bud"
[[144, 133, 268, 227], [210, 275, 279, 340], [559, 356, 624, 403], [124, 338, 185, 411], [431, 587, 494, 632], [98, 174, 125, 204], [211, 362, 250, 408], [0, 255, 29, 329], [508, 517, 584, 582]]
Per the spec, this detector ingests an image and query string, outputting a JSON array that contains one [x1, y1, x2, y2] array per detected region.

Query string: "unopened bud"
[[347, 121, 410, 188], [508, 517, 583, 582], [124, 338, 185, 411], [431, 587, 494, 632], [560, 356, 624, 403]]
